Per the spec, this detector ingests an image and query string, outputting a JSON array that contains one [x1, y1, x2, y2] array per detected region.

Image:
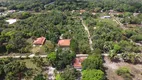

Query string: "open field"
[[18, 59, 38, 69], [103, 56, 142, 80]]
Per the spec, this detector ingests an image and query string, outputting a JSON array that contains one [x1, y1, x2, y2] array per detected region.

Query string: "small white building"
[[101, 16, 111, 19], [92, 12, 96, 15], [6, 19, 17, 24], [7, 10, 16, 13]]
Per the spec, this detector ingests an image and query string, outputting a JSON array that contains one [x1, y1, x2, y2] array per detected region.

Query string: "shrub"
[[82, 69, 105, 80], [116, 67, 130, 75], [113, 44, 121, 53], [125, 30, 136, 38], [121, 53, 140, 64], [33, 74, 46, 80], [108, 50, 119, 61], [60, 66, 81, 80], [131, 35, 142, 42], [116, 67, 132, 80], [82, 54, 103, 70]]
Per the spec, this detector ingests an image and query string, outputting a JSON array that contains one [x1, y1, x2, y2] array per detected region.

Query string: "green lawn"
[[19, 59, 38, 69], [17, 58, 48, 79], [18, 58, 47, 68], [98, 19, 118, 27]]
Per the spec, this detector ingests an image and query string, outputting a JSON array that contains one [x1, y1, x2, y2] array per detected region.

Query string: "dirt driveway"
[[103, 56, 142, 80]]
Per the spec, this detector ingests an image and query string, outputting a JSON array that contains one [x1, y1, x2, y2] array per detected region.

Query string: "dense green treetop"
[[1, 0, 142, 12], [47, 49, 75, 70], [60, 66, 81, 80], [0, 58, 29, 80], [82, 69, 105, 80], [82, 53, 103, 70]]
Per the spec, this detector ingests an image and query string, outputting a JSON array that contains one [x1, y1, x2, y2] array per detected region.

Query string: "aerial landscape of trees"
[[0, 0, 142, 12], [0, 58, 32, 80], [82, 53, 105, 80], [0, 0, 142, 80], [0, 0, 141, 54], [0, 8, 91, 54], [47, 49, 75, 70], [84, 14, 142, 54]]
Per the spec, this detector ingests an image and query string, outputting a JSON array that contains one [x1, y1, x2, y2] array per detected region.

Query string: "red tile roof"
[[33, 37, 46, 45], [58, 39, 71, 47], [73, 57, 87, 69]]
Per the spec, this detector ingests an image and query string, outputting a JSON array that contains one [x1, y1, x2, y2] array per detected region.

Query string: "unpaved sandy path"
[[80, 17, 94, 51]]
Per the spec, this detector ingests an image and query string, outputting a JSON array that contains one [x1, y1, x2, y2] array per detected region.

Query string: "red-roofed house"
[[73, 54, 88, 70], [33, 37, 46, 45], [58, 39, 71, 47]]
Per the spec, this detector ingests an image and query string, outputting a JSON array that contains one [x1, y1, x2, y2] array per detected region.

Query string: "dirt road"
[[0, 54, 47, 58], [80, 17, 94, 51], [110, 13, 127, 30]]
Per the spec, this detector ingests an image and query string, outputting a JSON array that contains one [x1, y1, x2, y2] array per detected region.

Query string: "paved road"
[[80, 17, 94, 51]]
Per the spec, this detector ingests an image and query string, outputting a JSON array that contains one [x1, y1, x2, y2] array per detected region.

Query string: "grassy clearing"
[[19, 59, 38, 69], [17, 58, 46, 79], [18, 59, 41, 74], [98, 19, 118, 27], [18, 58, 47, 68], [99, 12, 109, 16]]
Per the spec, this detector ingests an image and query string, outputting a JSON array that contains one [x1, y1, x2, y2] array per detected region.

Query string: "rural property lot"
[[103, 56, 142, 80]]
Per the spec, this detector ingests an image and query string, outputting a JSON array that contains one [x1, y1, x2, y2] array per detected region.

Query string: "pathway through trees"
[[80, 17, 94, 51]]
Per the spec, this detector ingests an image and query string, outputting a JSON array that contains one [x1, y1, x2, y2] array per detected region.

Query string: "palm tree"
[[109, 50, 119, 61]]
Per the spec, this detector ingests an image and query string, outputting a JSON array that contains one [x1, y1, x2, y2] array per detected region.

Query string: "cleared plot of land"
[[19, 59, 38, 69], [17, 58, 47, 79], [103, 56, 142, 80]]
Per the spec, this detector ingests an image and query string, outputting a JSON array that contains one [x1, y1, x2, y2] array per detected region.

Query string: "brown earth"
[[103, 56, 142, 80]]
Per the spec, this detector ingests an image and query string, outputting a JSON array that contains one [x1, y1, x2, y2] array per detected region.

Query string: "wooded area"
[[0, 0, 142, 80]]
